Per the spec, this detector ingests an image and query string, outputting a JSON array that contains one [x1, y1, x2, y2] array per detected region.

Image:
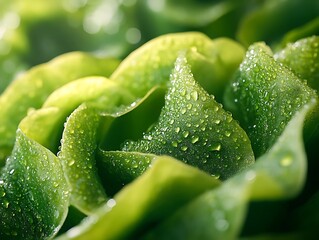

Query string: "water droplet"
[[132, 163, 138, 169], [191, 91, 198, 101], [9, 169, 15, 175], [191, 136, 199, 144], [106, 198, 116, 208], [171, 141, 178, 147], [183, 131, 189, 138], [212, 173, 220, 179], [225, 131, 231, 137], [3, 200, 9, 208], [187, 103, 192, 110], [1, 191, 5, 197], [226, 115, 233, 123], [245, 170, 256, 181], [209, 143, 221, 151], [68, 160, 75, 166], [180, 108, 187, 114], [280, 155, 292, 167], [169, 119, 175, 124], [214, 119, 221, 124], [143, 134, 152, 141], [181, 146, 188, 151], [201, 95, 207, 101], [175, 127, 180, 133]]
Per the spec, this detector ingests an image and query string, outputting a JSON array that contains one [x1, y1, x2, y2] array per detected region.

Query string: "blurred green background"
[[1, 0, 318, 93]]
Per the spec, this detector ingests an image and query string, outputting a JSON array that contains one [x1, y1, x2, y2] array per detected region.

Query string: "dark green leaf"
[[0, 129, 69, 239]]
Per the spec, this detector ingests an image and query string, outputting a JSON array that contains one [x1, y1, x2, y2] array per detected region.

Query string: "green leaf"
[[237, 0, 319, 46], [58, 86, 164, 213], [95, 87, 165, 196], [0, 52, 119, 165], [142, 177, 248, 240], [0, 129, 69, 239], [58, 104, 107, 215], [123, 54, 254, 180], [142, 94, 316, 240], [274, 36, 319, 92], [245, 101, 315, 200], [56, 156, 220, 240], [19, 77, 132, 153], [111, 32, 245, 100], [100, 86, 166, 152], [224, 42, 318, 157], [97, 151, 155, 196], [148, 0, 238, 27], [278, 17, 319, 48]]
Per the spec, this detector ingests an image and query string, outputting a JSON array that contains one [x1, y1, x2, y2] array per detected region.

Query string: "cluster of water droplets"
[[0, 130, 70, 239], [228, 42, 316, 157], [123, 55, 254, 179], [57, 107, 109, 213], [274, 36, 319, 91]]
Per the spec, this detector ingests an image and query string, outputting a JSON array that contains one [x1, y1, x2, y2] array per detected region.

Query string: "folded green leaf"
[[274, 36, 319, 92], [111, 32, 245, 100], [245, 101, 315, 200], [123, 54, 254, 179], [19, 77, 132, 153], [97, 151, 155, 196], [142, 92, 316, 240], [58, 104, 107, 215], [94, 87, 165, 196], [58, 86, 162, 214], [224, 42, 318, 157], [56, 156, 220, 240], [142, 176, 248, 240], [0, 52, 119, 165], [0, 129, 69, 239]]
